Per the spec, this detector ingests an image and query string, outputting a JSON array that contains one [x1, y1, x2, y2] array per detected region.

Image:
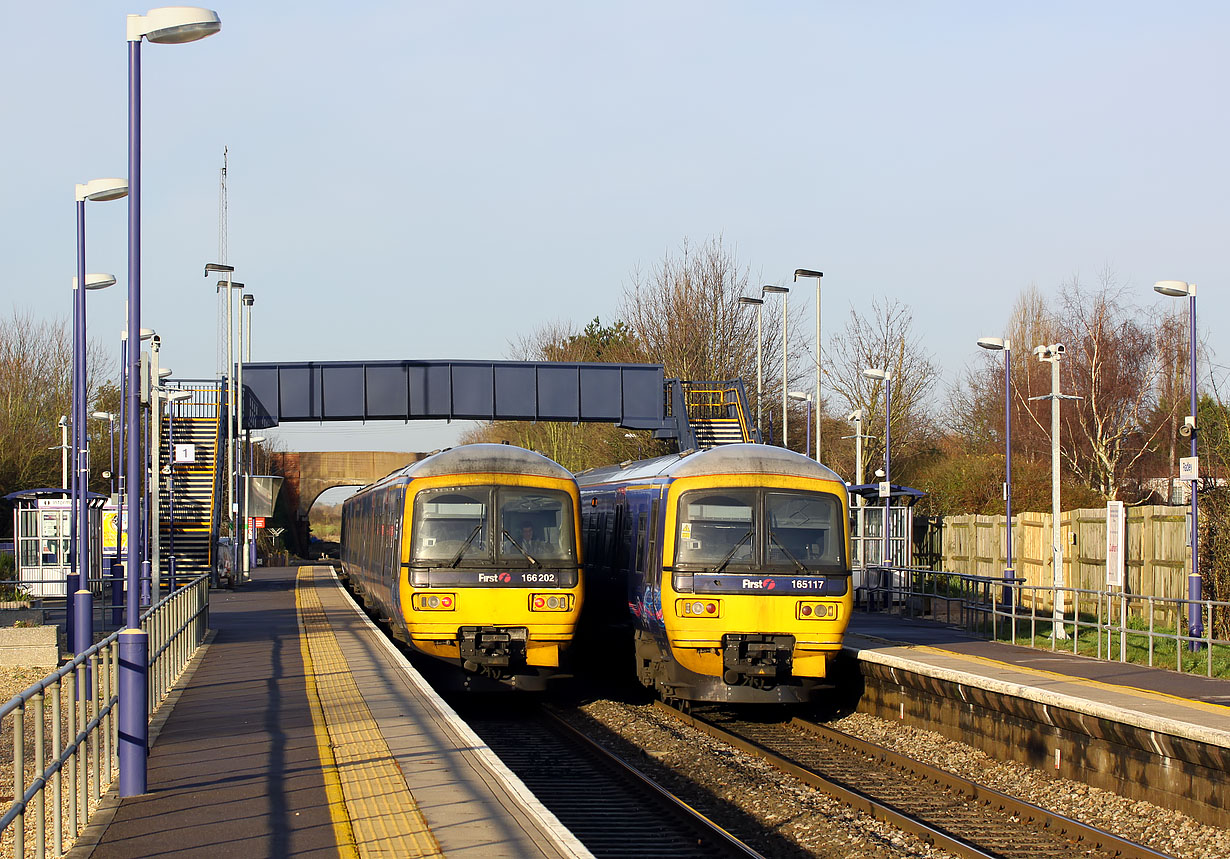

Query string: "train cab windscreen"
[[412, 486, 574, 566], [674, 488, 844, 573], [498, 489, 575, 562]]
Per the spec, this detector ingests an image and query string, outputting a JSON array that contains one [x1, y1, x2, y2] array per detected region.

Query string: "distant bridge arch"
[[269, 451, 425, 551]]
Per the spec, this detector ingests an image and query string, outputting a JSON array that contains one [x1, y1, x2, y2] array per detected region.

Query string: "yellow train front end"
[[394, 450, 583, 691], [651, 450, 853, 704]]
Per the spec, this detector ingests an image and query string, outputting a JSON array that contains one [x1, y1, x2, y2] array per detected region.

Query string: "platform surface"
[[71, 565, 588, 859], [846, 611, 1230, 744]]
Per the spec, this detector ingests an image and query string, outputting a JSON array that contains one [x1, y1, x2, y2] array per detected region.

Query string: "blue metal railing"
[[0, 575, 209, 857]]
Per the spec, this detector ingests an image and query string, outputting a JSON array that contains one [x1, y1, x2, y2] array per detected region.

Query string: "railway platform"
[[845, 611, 1230, 828], [68, 565, 589, 859]]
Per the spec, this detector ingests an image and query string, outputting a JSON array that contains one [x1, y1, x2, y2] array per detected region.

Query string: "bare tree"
[[619, 236, 779, 387], [1050, 270, 1169, 499], [826, 298, 939, 479]]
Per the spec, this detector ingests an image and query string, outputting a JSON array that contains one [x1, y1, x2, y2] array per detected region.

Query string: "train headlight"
[[677, 599, 720, 618], [413, 593, 456, 611], [530, 593, 573, 612], [796, 601, 837, 620]]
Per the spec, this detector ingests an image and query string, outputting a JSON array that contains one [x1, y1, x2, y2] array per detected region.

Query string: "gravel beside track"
[[560, 696, 1230, 859]]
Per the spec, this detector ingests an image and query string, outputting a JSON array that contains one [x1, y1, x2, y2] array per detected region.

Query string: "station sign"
[[1179, 456, 1199, 481], [1105, 500, 1124, 588]]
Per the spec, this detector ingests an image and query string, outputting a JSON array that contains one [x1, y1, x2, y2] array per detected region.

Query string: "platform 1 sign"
[[173, 443, 196, 464], [1105, 499, 1124, 588]]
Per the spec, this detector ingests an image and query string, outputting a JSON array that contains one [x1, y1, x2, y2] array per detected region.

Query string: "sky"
[[5, 2, 1228, 456]]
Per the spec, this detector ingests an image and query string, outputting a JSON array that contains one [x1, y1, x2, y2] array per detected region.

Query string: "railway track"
[[663, 703, 1175, 859], [453, 699, 764, 859]]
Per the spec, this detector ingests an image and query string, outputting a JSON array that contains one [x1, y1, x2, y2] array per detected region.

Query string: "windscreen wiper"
[[715, 529, 754, 573], [768, 530, 808, 572], [501, 529, 541, 569], [449, 524, 484, 568]]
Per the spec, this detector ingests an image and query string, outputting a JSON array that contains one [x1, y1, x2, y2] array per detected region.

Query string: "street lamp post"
[[864, 368, 892, 567], [205, 266, 239, 583], [1154, 280, 1202, 647], [73, 175, 126, 647], [788, 391, 813, 457], [794, 269, 823, 461], [91, 412, 117, 497], [738, 296, 764, 439], [762, 285, 790, 446], [978, 336, 1014, 607], [1030, 344, 1075, 639], [123, 4, 222, 799], [68, 271, 118, 606]]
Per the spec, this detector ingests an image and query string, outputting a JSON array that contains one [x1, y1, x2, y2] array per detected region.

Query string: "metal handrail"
[[858, 566, 1228, 677], [0, 575, 209, 857]]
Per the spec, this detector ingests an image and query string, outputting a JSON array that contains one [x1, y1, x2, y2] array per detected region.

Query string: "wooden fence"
[[940, 506, 1190, 612]]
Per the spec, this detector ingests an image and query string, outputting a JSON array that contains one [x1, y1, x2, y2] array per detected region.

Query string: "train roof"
[[575, 443, 845, 486], [386, 443, 574, 484]]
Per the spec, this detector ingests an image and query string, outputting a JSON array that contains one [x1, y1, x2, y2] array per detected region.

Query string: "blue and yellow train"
[[340, 444, 584, 690], [576, 443, 853, 704]]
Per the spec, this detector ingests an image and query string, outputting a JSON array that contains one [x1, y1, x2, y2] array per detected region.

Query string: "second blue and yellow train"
[[576, 443, 853, 704]]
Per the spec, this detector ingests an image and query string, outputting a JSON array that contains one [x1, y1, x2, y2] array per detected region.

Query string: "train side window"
[[646, 498, 659, 573]]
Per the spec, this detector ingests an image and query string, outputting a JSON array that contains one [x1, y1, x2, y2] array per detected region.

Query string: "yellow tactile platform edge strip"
[[297, 566, 445, 859]]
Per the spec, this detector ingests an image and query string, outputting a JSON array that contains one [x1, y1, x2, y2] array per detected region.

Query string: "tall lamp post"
[[794, 269, 823, 461], [123, 4, 221, 799], [788, 391, 813, 457], [1154, 280, 1202, 647], [864, 368, 892, 567], [738, 296, 764, 438], [978, 336, 1014, 607], [205, 266, 239, 579], [91, 412, 117, 497], [1030, 343, 1075, 639], [762, 285, 790, 446], [74, 175, 126, 620]]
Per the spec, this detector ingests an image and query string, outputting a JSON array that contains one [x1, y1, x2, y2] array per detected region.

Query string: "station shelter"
[[846, 483, 926, 593], [6, 489, 110, 599]]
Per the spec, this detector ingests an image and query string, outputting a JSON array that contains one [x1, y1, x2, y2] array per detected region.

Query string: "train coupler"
[[459, 626, 528, 672], [721, 634, 794, 686]]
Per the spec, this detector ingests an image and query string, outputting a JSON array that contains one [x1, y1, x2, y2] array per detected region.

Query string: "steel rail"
[[788, 716, 1175, 859], [541, 706, 766, 859], [658, 701, 1000, 859]]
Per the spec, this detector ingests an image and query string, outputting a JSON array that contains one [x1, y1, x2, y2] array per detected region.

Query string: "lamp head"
[[761, 285, 789, 295], [167, 391, 193, 403], [92, 411, 114, 421], [793, 269, 823, 281], [864, 367, 890, 381], [242, 293, 254, 306], [1154, 280, 1194, 298], [738, 296, 763, 306], [977, 336, 1006, 351], [788, 390, 811, 402], [158, 368, 173, 378], [73, 273, 117, 291], [205, 262, 235, 277], [128, 7, 222, 44], [75, 177, 129, 203]]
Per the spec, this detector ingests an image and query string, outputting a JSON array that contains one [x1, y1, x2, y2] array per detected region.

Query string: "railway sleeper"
[[459, 625, 528, 673], [722, 633, 794, 686]]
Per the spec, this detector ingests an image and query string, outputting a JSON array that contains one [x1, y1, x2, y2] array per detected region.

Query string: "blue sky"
[[5, 3, 1227, 454]]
